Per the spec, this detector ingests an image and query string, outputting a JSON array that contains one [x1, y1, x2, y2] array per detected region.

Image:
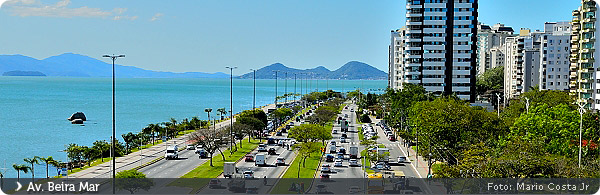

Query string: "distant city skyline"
[[0, 0, 580, 74]]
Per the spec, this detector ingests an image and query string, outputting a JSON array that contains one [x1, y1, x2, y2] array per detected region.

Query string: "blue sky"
[[0, 0, 581, 74]]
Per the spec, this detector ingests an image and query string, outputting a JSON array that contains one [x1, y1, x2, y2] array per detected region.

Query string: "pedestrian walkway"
[[69, 103, 277, 178]]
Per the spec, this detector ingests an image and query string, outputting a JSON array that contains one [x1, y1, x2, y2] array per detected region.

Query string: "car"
[[334, 159, 343, 167], [339, 148, 346, 154], [341, 133, 348, 138], [344, 114, 349, 118], [321, 164, 331, 172], [340, 137, 346, 143], [330, 140, 336, 146], [268, 148, 277, 155], [325, 154, 334, 162], [332, 129, 338, 134], [258, 144, 267, 152], [336, 153, 344, 160], [374, 162, 390, 170], [348, 186, 361, 194], [388, 136, 396, 141], [276, 157, 286, 166], [278, 140, 285, 146], [289, 122, 294, 125], [320, 173, 330, 181], [208, 179, 222, 189], [276, 131, 283, 136], [349, 159, 359, 166], [245, 154, 254, 162], [350, 109, 354, 112], [244, 171, 254, 178], [186, 145, 195, 150], [397, 156, 408, 163]]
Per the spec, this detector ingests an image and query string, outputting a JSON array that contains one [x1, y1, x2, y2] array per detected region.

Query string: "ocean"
[[0, 76, 386, 178]]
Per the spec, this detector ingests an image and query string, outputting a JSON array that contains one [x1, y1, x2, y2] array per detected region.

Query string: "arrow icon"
[[15, 182, 22, 191]]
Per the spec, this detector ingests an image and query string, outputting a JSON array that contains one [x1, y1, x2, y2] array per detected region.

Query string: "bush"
[[360, 114, 371, 123]]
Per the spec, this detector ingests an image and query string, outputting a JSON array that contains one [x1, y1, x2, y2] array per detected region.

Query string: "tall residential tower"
[[570, 0, 599, 109], [401, 0, 478, 102]]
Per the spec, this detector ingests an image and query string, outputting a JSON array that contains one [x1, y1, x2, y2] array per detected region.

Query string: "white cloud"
[[2, 0, 138, 20], [150, 13, 163, 21]]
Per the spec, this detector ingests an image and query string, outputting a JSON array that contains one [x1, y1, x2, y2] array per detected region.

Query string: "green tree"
[[122, 132, 139, 154], [476, 66, 504, 94], [217, 107, 227, 120], [115, 170, 154, 194], [12, 164, 29, 182], [23, 157, 39, 179], [288, 124, 329, 143], [48, 160, 62, 177], [360, 114, 371, 123], [235, 116, 265, 142], [92, 140, 110, 162], [294, 142, 321, 178], [38, 156, 56, 178]]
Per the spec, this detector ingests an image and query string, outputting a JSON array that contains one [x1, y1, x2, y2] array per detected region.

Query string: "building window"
[[549, 75, 553, 79], [550, 82, 553, 85], [557, 82, 560, 86]]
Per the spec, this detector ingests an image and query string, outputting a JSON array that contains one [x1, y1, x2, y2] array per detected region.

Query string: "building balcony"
[[406, 38, 421, 43], [583, 38, 596, 43], [583, 27, 596, 32], [573, 10, 581, 16], [583, 17, 596, 23], [582, 48, 595, 53], [406, 21, 422, 25], [580, 58, 595, 63], [584, 6, 597, 12]]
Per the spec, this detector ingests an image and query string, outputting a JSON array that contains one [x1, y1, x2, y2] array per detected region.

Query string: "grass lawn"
[[270, 149, 322, 194], [359, 149, 375, 174], [55, 157, 112, 177], [358, 127, 364, 141], [378, 144, 385, 148], [166, 139, 260, 192]]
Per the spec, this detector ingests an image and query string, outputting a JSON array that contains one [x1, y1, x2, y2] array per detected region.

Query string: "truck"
[[255, 154, 266, 166], [165, 145, 178, 160], [349, 146, 359, 159], [377, 148, 389, 162], [223, 162, 238, 178]]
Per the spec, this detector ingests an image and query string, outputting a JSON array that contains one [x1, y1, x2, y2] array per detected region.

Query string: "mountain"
[[237, 61, 387, 80], [0, 53, 229, 78], [2, 70, 46, 76]]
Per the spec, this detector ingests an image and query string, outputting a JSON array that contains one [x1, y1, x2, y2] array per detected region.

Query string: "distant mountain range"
[[237, 61, 387, 80], [0, 53, 387, 79], [0, 53, 230, 78]]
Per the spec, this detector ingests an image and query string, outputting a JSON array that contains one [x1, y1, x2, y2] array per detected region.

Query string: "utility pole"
[[284, 72, 288, 104], [273, 70, 280, 105], [250, 69, 256, 109], [577, 101, 586, 168], [294, 73, 297, 102], [102, 54, 125, 195], [525, 97, 530, 113], [495, 93, 501, 117], [226, 66, 237, 153]]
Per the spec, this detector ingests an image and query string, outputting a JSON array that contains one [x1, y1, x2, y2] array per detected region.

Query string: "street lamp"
[[273, 70, 280, 105], [294, 73, 297, 102], [102, 54, 124, 194], [524, 97, 530, 113], [495, 93, 501, 117], [284, 72, 288, 104], [226, 66, 237, 152], [250, 69, 256, 109], [577, 101, 586, 168]]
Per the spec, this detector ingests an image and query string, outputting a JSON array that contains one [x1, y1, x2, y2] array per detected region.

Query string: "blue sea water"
[[0, 77, 385, 178]]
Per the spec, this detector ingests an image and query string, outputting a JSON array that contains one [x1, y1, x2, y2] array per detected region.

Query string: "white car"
[[186, 145, 195, 150], [334, 159, 343, 167], [243, 171, 254, 178], [321, 164, 331, 172], [340, 137, 346, 143], [257, 144, 267, 152], [349, 159, 359, 166], [349, 186, 361, 194], [332, 129, 338, 134], [276, 157, 286, 166]]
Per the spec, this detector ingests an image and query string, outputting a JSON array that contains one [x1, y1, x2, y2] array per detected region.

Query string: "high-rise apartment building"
[[389, 29, 405, 89], [540, 22, 571, 91], [399, 0, 478, 102], [570, 0, 599, 109], [476, 23, 514, 75]]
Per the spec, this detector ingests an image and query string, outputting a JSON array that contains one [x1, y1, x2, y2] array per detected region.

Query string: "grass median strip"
[[166, 139, 260, 191], [270, 149, 322, 194]]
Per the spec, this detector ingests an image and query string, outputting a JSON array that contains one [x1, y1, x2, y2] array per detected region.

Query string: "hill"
[[0, 53, 229, 78], [237, 61, 386, 80], [2, 70, 46, 76]]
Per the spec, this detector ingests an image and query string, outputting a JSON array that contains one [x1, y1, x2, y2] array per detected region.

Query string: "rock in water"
[[68, 112, 86, 121], [71, 119, 84, 124]]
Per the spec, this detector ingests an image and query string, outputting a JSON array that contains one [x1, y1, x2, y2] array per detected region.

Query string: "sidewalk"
[[69, 103, 277, 178]]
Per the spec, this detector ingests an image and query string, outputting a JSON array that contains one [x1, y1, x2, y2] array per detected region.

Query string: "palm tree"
[[48, 160, 62, 177], [12, 164, 30, 182], [38, 156, 55, 179], [205, 108, 213, 127], [217, 108, 227, 120], [23, 157, 39, 179]]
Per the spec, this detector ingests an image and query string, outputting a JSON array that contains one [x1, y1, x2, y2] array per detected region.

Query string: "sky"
[[0, 0, 582, 74]]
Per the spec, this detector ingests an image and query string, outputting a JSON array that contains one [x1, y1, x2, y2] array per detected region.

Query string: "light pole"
[[250, 69, 256, 109], [525, 97, 530, 113], [284, 72, 288, 104], [577, 101, 586, 168], [139, 131, 143, 167], [294, 73, 297, 102], [226, 66, 237, 153], [273, 70, 280, 105], [102, 54, 124, 194], [341, 74, 348, 98], [495, 93, 501, 117]]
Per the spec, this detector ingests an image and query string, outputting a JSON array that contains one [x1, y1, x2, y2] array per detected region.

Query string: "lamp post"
[[294, 73, 297, 102], [495, 93, 501, 117], [273, 70, 280, 105], [577, 102, 586, 168], [102, 54, 124, 194], [525, 97, 530, 113], [226, 66, 237, 152], [341, 74, 348, 98], [250, 69, 256, 109], [283, 72, 288, 104]]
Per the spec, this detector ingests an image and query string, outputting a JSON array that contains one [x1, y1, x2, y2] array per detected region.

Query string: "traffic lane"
[[372, 121, 420, 181], [235, 144, 292, 178]]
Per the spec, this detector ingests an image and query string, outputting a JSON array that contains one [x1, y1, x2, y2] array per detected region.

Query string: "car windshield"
[[167, 150, 175, 153]]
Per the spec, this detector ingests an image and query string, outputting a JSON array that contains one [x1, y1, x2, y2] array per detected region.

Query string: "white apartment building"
[[503, 22, 572, 101], [399, 0, 478, 102], [476, 23, 514, 75], [389, 29, 405, 89], [570, 0, 600, 110]]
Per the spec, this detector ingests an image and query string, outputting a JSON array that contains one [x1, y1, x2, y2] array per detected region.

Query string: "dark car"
[[245, 154, 254, 162], [268, 148, 277, 155], [341, 134, 347, 139], [339, 148, 346, 154], [276, 131, 283, 136], [268, 138, 276, 145], [325, 154, 334, 162], [388, 136, 396, 141]]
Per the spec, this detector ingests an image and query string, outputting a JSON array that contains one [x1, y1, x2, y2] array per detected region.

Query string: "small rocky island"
[[68, 112, 86, 124]]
